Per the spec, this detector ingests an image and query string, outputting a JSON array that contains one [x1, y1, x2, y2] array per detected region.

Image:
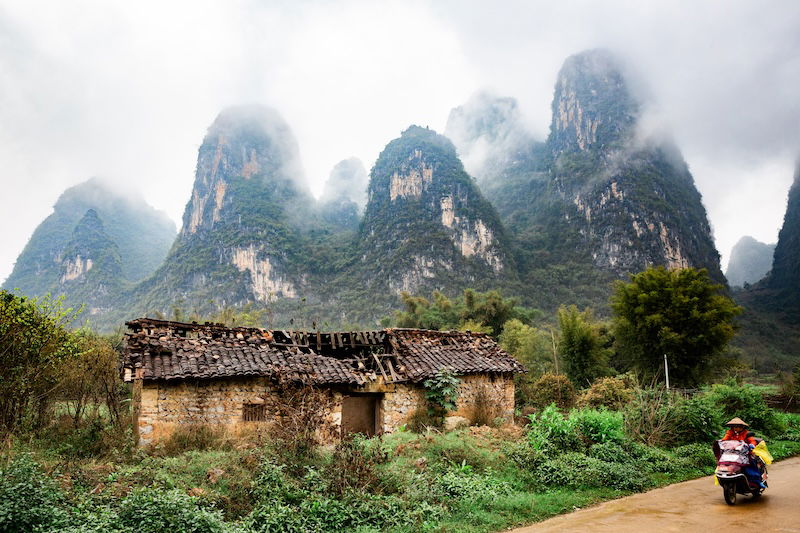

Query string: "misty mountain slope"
[[317, 157, 368, 232], [133, 105, 325, 317], [355, 125, 515, 298], [445, 91, 536, 185], [2, 177, 175, 296], [729, 160, 800, 372], [448, 48, 723, 309], [726, 236, 775, 287], [767, 160, 800, 302]]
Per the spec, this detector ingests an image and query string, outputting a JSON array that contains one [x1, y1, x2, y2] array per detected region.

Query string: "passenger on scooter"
[[722, 417, 757, 446], [722, 417, 765, 488]]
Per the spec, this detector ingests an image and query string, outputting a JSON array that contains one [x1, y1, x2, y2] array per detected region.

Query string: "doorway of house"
[[341, 394, 381, 437]]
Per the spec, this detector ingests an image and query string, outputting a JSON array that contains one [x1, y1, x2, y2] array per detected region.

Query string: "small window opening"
[[243, 403, 267, 422]]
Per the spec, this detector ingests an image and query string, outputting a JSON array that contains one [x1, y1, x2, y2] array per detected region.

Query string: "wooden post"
[[131, 366, 144, 447]]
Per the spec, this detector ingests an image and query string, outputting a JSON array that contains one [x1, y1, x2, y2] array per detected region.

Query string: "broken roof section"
[[122, 318, 525, 385]]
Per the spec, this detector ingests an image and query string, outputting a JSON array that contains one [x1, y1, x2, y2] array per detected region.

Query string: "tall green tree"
[[610, 266, 741, 387], [0, 291, 81, 433], [557, 305, 609, 387]]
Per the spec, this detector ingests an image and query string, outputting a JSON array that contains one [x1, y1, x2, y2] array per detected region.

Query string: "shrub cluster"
[[527, 374, 576, 409], [577, 376, 634, 410]]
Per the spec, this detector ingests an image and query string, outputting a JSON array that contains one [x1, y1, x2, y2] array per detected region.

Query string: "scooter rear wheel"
[[724, 483, 737, 505]]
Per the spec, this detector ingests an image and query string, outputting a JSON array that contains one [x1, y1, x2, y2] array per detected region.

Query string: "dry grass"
[[468, 385, 505, 427]]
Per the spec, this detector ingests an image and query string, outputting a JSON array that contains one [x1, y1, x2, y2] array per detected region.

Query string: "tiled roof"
[[387, 328, 526, 382], [122, 318, 524, 385]]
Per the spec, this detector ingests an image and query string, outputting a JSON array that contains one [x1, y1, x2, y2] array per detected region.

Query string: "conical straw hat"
[[725, 417, 749, 427]]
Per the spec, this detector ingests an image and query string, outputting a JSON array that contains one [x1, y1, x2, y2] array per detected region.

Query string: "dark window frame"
[[243, 402, 267, 422]]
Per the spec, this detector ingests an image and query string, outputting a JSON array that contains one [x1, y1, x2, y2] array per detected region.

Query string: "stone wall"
[[449, 374, 515, 428], [135, 373, 515, 446], [378, 374, 515, 433], [137, 377, 343, 446]]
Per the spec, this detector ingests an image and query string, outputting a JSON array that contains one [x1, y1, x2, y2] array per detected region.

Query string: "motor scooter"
[[713, 439, 767, 505]]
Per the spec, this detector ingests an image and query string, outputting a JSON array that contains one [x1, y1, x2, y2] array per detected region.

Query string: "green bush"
[[774, 413, 800, 441], [527, 374, 576, 409], [527, 404, 580, 452], [433, 467, 512, 501], [577, 376, 634, 410], [672, 395, 724, 445], [502, 440, 544, 470], [534, 452, 646, 492], [705, 383, 786, 436], [246, 498, 305, 532], [423, 368, 460, 424], [620, 441, 676, 473], [0, 454, 71, 532], [671, 443, 716, 472], [569, 408, 624, 445], [587, 442, 633, 464], [117, 488, 227, 533], [623, 387, 678, 446]]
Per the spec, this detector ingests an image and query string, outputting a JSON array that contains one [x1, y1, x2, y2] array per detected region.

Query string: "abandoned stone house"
[[122, 318, 525, 446]]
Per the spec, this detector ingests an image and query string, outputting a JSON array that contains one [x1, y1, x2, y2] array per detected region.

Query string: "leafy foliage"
[[577, 376, 635, 409], [118, 488, 226, 533], [0, 455, 70, 532], [557, 305, 610, 387], [0, 291, 82, 433], [527, 404, 581, 452], [704, 382, 786, 436], [423, 368, 460, 424], [611, 267, 742, 386], [394, 289, 537, 336], [526, 373, 576, 409]]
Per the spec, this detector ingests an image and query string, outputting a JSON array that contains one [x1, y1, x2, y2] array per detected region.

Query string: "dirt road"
[[513, 456, 800, 532]]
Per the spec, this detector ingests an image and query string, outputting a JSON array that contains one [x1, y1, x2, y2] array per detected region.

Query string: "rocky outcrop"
[[181, 105, 309, 237], [445, 49, 723, 310], [231, 245, 296, 300], [134, 105, 312, 315], [54, 208, 123, 314], [549, 49, 637, 153], [358, 126, 512, 294], [546, 50, 721, 280]]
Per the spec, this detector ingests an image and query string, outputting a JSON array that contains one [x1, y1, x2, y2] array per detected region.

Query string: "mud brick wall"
[[136, 373, 515, 446], [451, 374, 515, 422], [379, 374, 515, 433], [137, 377, 342, 446]]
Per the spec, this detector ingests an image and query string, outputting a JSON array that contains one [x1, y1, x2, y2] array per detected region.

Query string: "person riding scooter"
[[721, 417, 765, 489]]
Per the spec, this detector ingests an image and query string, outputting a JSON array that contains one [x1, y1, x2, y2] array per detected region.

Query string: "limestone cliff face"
[[55, 208, 123, 314], [446, 49, 723, 310], [557, 145, 720, 278], [181, 105, 309, 236], [136, 106, 312, 313], [358, 126, 512, 294], [549, 49, 637, 153], [546, 49, 722, 281]]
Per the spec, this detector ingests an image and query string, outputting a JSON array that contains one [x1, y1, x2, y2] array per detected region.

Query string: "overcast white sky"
[[1, 0, 799, 284]]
